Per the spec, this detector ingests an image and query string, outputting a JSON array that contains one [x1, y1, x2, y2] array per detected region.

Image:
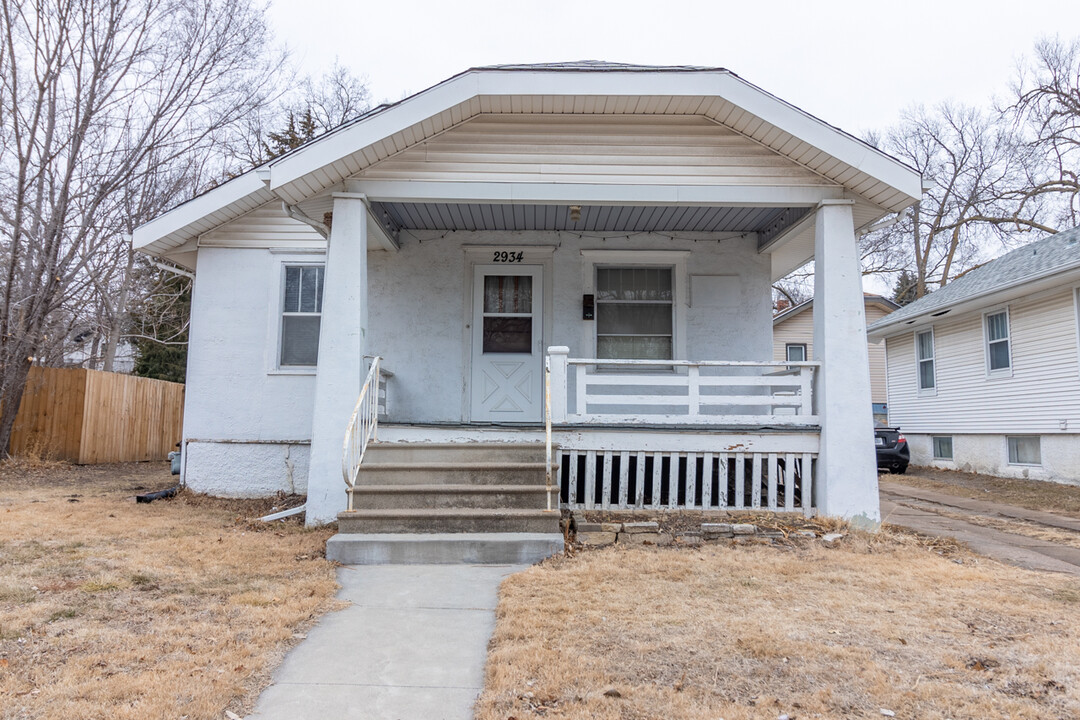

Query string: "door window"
[[482, 275, 533, 353]]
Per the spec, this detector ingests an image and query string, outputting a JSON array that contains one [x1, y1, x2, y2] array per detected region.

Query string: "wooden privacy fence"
[[10, 366, 184, 463]]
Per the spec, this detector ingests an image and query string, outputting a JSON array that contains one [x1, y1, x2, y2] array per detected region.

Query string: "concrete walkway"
[[246, 564, 525, 720], [881, 481, 1080, 576]]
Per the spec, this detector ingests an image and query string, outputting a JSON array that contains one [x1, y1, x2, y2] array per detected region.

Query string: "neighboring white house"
[[133, 62, 922, 532], [868, 228, 1080, 484], [773, 293, 899, 424]]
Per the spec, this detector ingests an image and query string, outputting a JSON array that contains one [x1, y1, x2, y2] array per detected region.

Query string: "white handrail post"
[[547, 346, 569, 423], [800, 365, 813, 417], [688, 365, 701, 420]]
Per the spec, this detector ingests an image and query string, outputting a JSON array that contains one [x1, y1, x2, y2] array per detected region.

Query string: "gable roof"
[[773, 293, 899, 325], [133, 62, 922, 262], [867, 227, 1080, 338]]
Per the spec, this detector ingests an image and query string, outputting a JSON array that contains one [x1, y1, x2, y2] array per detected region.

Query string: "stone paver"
[[246, 563, 524, 720], [880, 483, 1080, 576]]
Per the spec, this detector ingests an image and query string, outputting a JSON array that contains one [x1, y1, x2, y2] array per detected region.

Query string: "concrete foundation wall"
[[184, 441, 310, 496], [907, 433, 1080, 486]]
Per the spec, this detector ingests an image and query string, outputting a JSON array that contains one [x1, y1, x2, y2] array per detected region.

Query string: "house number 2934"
[[493, 251, 525, 263]]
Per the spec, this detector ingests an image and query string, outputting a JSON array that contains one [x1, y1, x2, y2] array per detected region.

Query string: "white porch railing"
[[341, 356, 390, 510], [546, 347, 819, 427]]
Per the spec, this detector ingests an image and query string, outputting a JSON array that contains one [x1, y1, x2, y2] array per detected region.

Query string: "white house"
[[773, 293, 899, 424], [867, 228, 1080, 484], [133, 62, 921, 554]]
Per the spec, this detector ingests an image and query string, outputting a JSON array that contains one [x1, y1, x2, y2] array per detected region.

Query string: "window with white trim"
[[1007, 436, 1041, 465], [785, 343, 807, 362], [280, 265, 324, 367], [932, 436, 953, 460], [595, 267, 673, 360], [985, 310, 1011, 373], [916, 329, 935, 391]]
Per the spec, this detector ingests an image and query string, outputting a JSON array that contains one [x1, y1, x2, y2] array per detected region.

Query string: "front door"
[[470, 265, 543, 422]]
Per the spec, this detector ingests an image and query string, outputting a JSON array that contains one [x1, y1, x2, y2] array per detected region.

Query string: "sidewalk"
[[246, 564, 524, 720], [880, 480, 1080, 576]]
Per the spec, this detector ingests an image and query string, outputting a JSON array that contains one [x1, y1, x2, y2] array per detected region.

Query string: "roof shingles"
[[868, 227, 1080, 332]]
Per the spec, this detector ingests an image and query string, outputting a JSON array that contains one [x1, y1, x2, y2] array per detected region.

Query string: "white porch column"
[[812, 200, 880, 525], [306, 193, 369, 524]]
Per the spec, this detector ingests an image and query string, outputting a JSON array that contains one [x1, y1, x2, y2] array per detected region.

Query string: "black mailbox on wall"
[[582, 294, 595, 320]]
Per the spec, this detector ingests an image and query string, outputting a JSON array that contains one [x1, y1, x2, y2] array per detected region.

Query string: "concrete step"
[[326, 532, 565, 565], [349, 484, 556, 510], [356, 462, 552, 487], [337, 508, 561, 534], [364, 442, 551, 464]]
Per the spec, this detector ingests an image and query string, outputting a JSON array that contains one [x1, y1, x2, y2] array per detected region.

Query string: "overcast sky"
[[268, 0, 1080, 138]]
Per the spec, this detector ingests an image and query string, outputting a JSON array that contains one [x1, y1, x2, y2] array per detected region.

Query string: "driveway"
[[881, 479, 1080, 576]]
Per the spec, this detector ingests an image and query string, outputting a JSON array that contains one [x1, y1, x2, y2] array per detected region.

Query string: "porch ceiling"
[[374, 201, 811, 235]]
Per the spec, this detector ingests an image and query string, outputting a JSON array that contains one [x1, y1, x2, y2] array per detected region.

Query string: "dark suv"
[[875, 425, 909, 474]]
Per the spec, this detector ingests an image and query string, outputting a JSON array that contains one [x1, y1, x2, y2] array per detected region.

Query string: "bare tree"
[[862, 102, 1055, 299], [232, 60, 372, 168], [0, 0, 282, 457], [1007, 36, 1080, 228]]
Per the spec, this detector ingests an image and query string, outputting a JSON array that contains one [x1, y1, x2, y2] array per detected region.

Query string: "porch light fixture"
[[569, 205, 582, 222]]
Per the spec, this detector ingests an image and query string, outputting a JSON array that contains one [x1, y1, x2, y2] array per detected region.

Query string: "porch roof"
[[133, 62, 922, 273]]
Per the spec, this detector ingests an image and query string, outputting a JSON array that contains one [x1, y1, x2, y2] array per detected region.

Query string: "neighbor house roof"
[[867, 227, 1080, 338], [133, 61, 923, 266], [773, 293, 899, 325]]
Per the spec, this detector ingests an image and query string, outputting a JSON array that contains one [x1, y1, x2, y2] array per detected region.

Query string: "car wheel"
[[892, 464, 908, 475]]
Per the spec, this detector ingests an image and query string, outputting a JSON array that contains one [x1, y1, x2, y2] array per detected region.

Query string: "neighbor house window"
[[985, 310, 1011, 373], [932, 436, 953, 460], [280, 265, 324, 366], [1007, 436, 1041, 465], [916, 329, 935, 391], [786, 343, 807, 362], [596, 267, 673, 360]]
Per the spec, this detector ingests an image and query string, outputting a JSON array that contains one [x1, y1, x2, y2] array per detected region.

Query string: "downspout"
[[282, 202, 330, 239], [857, 206, 910, 237]]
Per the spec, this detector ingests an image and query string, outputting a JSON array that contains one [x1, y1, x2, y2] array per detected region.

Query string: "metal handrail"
[[544, 356, 553, 511], [342, 356, 383, 511]]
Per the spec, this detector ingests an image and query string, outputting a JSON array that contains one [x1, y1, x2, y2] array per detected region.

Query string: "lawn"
[[0, 460, 339, 720], [476, 529, 1080, 720]]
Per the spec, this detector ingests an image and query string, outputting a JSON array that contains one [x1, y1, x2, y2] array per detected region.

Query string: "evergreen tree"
[[132, 273, 190, 384], [892, 269, 919, 306], [262, 109, 319, 160]]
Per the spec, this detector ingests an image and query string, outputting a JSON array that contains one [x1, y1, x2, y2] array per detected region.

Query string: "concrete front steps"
[[327, 442, 564, 565]]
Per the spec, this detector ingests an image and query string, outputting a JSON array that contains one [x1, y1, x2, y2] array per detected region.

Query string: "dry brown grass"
[[0, 461, 339, 720], [476, 530, 1080, 720], [892, 467, 1080, 518]]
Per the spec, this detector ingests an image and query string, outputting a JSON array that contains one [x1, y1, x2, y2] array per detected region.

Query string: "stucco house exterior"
[[773, 294, 898, 423], [867, 228, 1080, 484], [133, 62, 922, 546]]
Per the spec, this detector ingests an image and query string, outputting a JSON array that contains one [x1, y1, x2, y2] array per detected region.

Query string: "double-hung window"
[[595, 267, 673, 360], [280, 265, 324, 367], [985, 310, 1011, 373], [916, 329, 935, 392]]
